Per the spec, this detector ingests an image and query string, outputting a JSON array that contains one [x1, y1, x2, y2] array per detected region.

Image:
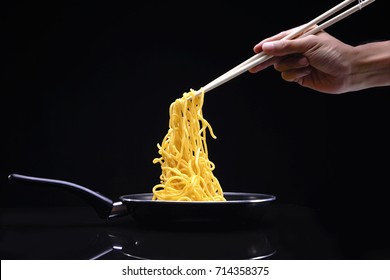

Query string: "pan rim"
[[119, 191, 276, 204]]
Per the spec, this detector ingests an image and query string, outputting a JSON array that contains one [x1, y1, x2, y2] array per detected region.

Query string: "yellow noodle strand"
[[152, 89, 225, 201]]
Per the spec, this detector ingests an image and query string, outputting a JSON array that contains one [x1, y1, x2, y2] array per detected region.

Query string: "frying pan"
[[8, 173, 276, 226]]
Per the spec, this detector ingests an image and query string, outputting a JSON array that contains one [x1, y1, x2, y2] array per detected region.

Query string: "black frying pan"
[[8, 173, 276, 226]]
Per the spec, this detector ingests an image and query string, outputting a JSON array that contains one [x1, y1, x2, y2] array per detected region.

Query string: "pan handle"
[[8, 173, 128, 219]]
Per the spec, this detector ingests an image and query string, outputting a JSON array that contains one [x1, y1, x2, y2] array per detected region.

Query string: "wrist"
[[349, 41, 390, 92]]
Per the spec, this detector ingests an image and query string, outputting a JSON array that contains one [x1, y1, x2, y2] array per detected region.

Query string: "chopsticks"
[[194, 0, 376, 96]]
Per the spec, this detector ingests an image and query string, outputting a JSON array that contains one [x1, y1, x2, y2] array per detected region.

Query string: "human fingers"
[[280, 67, 312, 83], [273, 55, 309, 72], [249, 40, 310, 73], [261, 35, 316, 57], [253, 30, 290, 53], [253, 25, 311, 53], [248, 56, 280, 73]]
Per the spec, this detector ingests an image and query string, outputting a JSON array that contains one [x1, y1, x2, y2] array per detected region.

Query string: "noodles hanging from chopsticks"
[[152, 89, 225, 201]]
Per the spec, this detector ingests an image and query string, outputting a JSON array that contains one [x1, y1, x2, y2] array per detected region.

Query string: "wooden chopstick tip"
[[183, 88, 204, 101], [194, 88, 204, 97]]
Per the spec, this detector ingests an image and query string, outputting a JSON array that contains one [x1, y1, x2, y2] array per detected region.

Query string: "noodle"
[[152, 89, 225, 201]]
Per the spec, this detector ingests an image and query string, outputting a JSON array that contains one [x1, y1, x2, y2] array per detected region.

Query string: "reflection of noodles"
[[152, 89, 225, 201]]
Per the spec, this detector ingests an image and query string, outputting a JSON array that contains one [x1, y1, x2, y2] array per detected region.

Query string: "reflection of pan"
[[98, 227, 276, 260], [8, 173, 276, 226]]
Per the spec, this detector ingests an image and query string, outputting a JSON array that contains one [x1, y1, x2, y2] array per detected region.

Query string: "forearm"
[[349, 41, 390, 92]]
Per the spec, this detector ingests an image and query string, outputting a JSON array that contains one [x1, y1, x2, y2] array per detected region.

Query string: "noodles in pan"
[[152, 89, 225, 201]]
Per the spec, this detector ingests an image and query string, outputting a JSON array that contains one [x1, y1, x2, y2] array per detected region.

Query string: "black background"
[[1, 0, 389, 219]]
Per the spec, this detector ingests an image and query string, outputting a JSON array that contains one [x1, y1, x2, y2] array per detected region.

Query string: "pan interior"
[[120, 192, 276, 204]]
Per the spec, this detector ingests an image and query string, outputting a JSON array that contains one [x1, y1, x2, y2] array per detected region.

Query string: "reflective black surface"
[[2, 203, 389, 260]]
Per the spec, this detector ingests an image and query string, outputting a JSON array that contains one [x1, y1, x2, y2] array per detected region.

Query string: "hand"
[[249, 29, 356, 94]]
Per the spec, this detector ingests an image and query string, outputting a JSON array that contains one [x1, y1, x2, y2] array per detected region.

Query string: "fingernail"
[[299, 57, 309, 66], [262, 42, 275, 52]]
